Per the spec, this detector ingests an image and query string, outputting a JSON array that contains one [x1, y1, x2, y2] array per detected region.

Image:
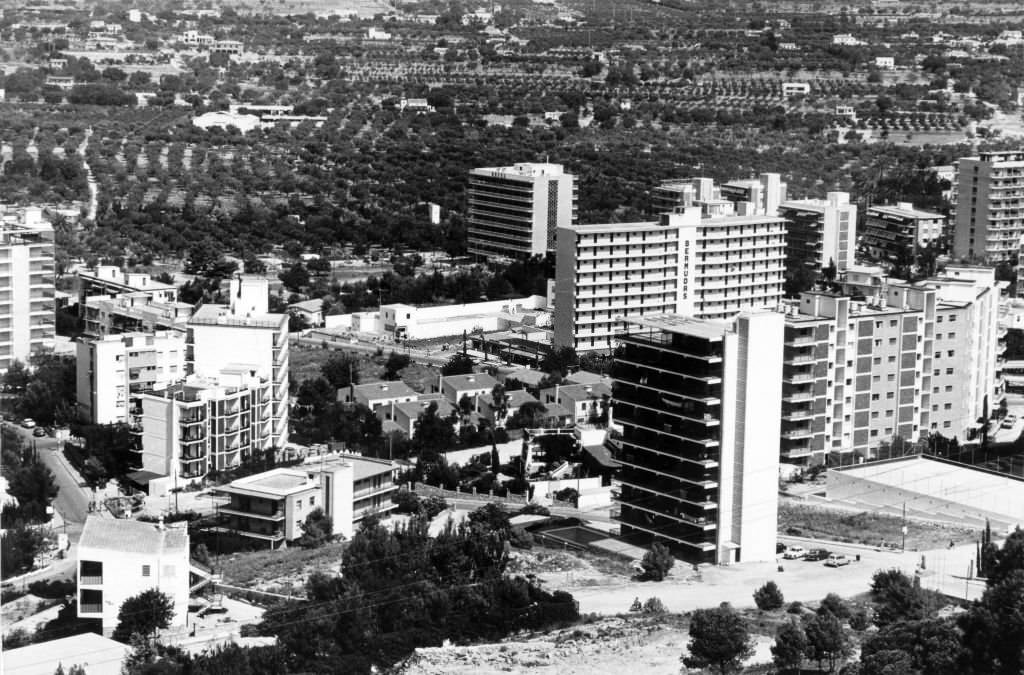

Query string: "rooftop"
[[471, 162, 567, 178], [288, 299, 324, 313], [222, 468, 316, 497], [189, 303, 286, 330], [442, 372, 498, 390], [79, 515, 188, 555], [4, 632, 131, 675], [868, 203, 944, 219], [352, 380, 418, 398], [628, 314, 731, 340]]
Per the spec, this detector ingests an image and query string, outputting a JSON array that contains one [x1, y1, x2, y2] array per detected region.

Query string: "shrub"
[[421, 495, 449, 520], [754, 581, 785, 611], [27, 578, 75, 599], [553, 487, 579, 506], [642, 597, 667, 614], [849, 608, 872, 631], [786, 601, 804, 614], [818, 592, 850, 619], [392, 489, 421, 514], [640, 542, 675, 581]]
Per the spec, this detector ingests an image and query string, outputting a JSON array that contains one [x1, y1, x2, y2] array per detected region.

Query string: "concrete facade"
[[467, 163, 577, 259], [611, 312, 783, 565], [0, 211, 55, 373], [779, 192, 857, 273], [952, 150, 1024, 262], [862, 203, 946, 263]]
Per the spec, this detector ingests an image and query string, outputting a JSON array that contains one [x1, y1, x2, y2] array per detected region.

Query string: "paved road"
[[6, 426, 92, 528]]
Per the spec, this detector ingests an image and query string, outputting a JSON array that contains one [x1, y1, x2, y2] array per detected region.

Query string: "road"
[[549, 537, 987, 616]]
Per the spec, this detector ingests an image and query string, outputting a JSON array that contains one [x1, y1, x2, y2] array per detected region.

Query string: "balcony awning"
[[126, 469, 165, 486]]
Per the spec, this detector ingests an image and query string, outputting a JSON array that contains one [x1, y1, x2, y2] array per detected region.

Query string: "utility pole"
[[901, 502, 907, 552]]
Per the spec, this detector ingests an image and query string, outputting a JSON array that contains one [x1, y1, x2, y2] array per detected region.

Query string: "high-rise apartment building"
[[779, 192, 857, 274], [778, 266, 1000, 466], [554, 206, 786, 351], [611, 312, 784, 564], [186, 275, 289, 449], [75, 331, 186, 425], [952, 150, 1024, 262], [138, 367, 276, 496], [466, 163, 577, 259], [0, 210, 55, 372], [861, 203, 945, 263]]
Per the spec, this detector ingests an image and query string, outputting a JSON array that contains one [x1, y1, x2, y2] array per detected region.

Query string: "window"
[[886, 392, 895, 399], [889, 338, 897, 345], [871, 394, 880, 401], [871, 411, 879, 419], [944, 403, 952, 410], [943, 421, 952, 428], [946, 368, 954, 375], [310, 496, 315, 507], [871, 429, 879, 437], [886, 410, 893, 417], [888, 356, 896, 363], [142, 565, 150, 577], [947, 350, 955, 357]]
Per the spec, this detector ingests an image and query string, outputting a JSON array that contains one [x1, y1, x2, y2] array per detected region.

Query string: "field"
[[290, 342, 439, 393], [778, 501, 977, 550], [215, 540, 348, 591]]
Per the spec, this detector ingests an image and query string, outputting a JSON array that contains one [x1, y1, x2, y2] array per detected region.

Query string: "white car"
[[20, 418, 36, 429], [825, 554, 851, 567], [1001, 416, 1017, 429], [783, 546, 806, 560]]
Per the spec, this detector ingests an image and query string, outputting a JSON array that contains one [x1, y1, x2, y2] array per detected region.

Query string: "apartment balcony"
[[612, 357, 722, 387], [781, 444, 816, 459], [615, 333, 724, 362], [782, 408, 815, 421], [617, 458, 719, 492], [353, 483, 398, 501], [219, 506, 286, 521], [620, 499, 717, 530], [617, 475, 717, 510], [79, 603, 103, 615], [620, 418, 719, 450], [788, 354, 817, 364], [79, 575, 103, 585], [783, 372, 816, 384], [618, 437, 719, 469], [781, 427, 815, 439], [614, 387, 720, 425], [615, 510, 717, 551]]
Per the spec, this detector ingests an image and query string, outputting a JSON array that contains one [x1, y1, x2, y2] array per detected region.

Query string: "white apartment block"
[[952, 150, 1024, 262], [138, 367, 276, 496], [555, 207, 786, 351], [82, 294, 194, 336], [612, 312, 783, 564], [778, 267, 1001, 466], [467, 163, 577, 259], [0, 209, 55, 372], [779, 192, 857, 273], [76, 331, 186, 425], [186, 275, 289, 450], [652, 174, 786, 217], [77, 516, 190, 635]]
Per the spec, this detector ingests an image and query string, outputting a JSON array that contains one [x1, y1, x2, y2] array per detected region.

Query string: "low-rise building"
[[217, 455, 395, 548], [437, 372, 498, 404], [380, 397, 458, 436], [77, 516, 190, 635], [378, 296, 548, 340], [539, 382, 612, 425], [339, 380, 419, 410], [82, 293, 194, 336], [288, 299, 324, 327]]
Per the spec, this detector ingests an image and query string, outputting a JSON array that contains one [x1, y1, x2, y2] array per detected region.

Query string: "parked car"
[[783, 546, 806, 560], [825, 554, 851, 567], [21, 418, 36, 429], [1001, 415, 1017, 429], [776, 542, 787, 554], [804, 548, 831, 562], [32, 426, 47, 437]]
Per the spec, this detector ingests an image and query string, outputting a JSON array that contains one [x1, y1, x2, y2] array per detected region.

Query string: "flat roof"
[[702, 214, 788, 225], [560, 220, 663, 235], [353, 380, 418, 398], [79, 515, 188, 555], [222, 468, 316, 497], [189, 304, 286, 330], [868, 204, 944, 219], [442, 372, 498, 389], [628, 314, 730, 340], [5, 632, 131, 675], [832, 456, 1024, 525]]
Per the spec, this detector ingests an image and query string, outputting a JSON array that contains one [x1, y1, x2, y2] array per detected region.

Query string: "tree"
[[507, 400, 547, 430], [112, 589, 175, 642], [983, 526, 1024, 586], [861, 618, 963, 674], [441, 351, 475, 376], [960, 570, 1024, 674], [384, 352, 410, 380], [804, 611, 853, 673], [321, 353, 360, 390], [683, 603, 754, 675], [6, 459, 59, 523], [539, 346, 578, 377], [754, 580, 785, 611], [413, 402, 457, 458], [3, 359, 31, 392], [772, 619, 808, 674], [298, 508, 334, 548], [1, 524, 48, 578], [279, 262, 310, 293], [640, 542, 675, 581], [490, 383, 509, 426], [818, 592, 851, 619], [870, 569, 941, 626]]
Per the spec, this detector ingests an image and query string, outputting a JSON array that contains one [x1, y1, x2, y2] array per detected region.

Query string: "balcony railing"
[[79, 603, 103, 614], [79, 575, 103, 585]]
